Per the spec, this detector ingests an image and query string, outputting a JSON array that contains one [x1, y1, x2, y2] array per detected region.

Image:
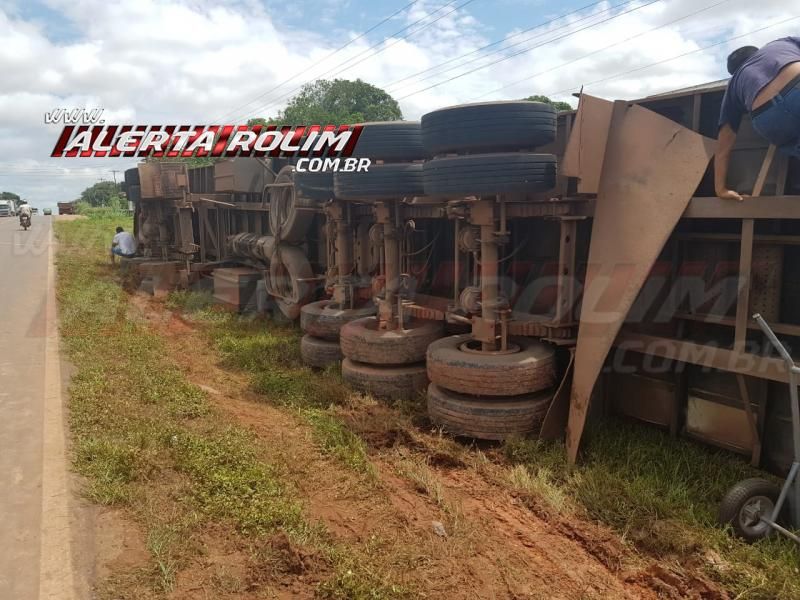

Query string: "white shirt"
[[113, 231, 137, 255], [18, 205, 32, 217]]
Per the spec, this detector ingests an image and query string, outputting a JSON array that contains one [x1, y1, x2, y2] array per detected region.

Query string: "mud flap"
[[565, 99, 715, 463]]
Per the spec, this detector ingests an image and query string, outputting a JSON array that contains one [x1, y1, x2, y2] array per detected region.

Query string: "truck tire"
[[294, 170, 334, 201], [269, 166, 318, 242], [268, 245, 314, 320], [427, 383, 552, 440], [300, 300, 377, 341], [423, 153, 557, 197], [124, 167, 140, 186], [334, 163, 424, 201], [342, 358, 428, 400], [126, 184, 141, 204], [426, 334, 556, 396], [340, 317, 443, 365], [421, 101, 556, 155], [350, 121, 426, 162], [301, 334, 343, 369]]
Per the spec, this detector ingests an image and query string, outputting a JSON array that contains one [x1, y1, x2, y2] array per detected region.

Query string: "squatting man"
[[716, 36, 800, 200], [110, 226, 137, 262]]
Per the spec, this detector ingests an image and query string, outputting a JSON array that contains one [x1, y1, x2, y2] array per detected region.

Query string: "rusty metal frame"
[[614, 331, 790, 384]]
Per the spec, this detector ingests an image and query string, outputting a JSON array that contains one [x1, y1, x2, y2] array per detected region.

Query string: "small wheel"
[[300, 300, 376, 341], [719, 478, 781, 543], [300, 334, 342, 369], [342, 358, 428, 400], [340, 317, 443, 365]]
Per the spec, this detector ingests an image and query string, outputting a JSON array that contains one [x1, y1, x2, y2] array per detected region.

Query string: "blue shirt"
[[719, 37, 800, 131]]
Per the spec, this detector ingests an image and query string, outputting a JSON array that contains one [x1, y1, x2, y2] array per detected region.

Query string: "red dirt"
[[124, 293, 728, 599]]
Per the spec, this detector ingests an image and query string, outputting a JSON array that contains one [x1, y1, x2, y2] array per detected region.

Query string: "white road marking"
[[38, 226, 77, 600]]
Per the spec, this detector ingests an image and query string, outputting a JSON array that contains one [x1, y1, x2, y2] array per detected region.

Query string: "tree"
[[251, 79, 403, 124], [0, 191, 20, 201], [79, 181, 123, 207], [524, 95, 573, 112]]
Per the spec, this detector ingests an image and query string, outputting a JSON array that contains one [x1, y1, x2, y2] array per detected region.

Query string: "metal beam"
[[615, 331, 790, 384], [554, 218, 578, 325], [736, 374, 762, 467], [752, 144, 776, 196], [734, 219, 754, 352], [683, 196, 800, 219]]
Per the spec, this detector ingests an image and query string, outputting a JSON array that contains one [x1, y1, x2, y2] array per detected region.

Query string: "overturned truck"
[[125, 81, 800, 485]]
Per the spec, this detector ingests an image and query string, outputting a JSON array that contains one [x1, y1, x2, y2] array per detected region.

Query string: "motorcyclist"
[[18, 201, 32, 228]]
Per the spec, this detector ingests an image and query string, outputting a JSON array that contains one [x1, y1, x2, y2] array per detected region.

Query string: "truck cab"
[[0, 200, 15, 217]]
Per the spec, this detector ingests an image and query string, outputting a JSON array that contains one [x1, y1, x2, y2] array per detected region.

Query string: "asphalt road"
[[0, 215, 80, 599]]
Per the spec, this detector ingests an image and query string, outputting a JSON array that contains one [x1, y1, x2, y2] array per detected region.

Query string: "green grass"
[[504, 421, 800, 599], [56, 214, 402, 597], [167, 294, 373, 475]]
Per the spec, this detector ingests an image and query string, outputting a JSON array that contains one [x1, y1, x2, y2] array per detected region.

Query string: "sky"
[[0, 0, 796, 209]]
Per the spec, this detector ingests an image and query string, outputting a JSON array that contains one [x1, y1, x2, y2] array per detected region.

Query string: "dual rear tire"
[[299, 301, 376, 369], [420, 101, 559, 198], [339, 317, 444, 400], [425, 334, 557, 440]]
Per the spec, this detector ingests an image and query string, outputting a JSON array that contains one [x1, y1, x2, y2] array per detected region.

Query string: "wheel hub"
[[459, 339, 520, 356], [739, 495, 774, 536]]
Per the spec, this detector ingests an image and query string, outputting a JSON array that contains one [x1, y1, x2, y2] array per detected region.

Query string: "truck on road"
[[0, 199, 16, 217]]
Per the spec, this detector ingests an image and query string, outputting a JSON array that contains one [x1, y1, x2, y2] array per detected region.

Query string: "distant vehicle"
[[31, 207, 39, 215], [0, 200, 15, 217], [43, 208, 53, 216], [57, 202, 76, 215]]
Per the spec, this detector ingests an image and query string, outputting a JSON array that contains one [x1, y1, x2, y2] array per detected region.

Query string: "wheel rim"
[[272, 261, 296, 302], [739, 495, 774, 537]]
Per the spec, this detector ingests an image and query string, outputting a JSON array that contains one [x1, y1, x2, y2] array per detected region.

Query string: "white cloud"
[[0, 0, 796, 206]]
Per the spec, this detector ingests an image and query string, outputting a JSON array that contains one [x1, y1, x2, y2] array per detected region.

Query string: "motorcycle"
[[20, 214, 31, 231]]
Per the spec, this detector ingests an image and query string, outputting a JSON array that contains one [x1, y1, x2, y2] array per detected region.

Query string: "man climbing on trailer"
[[716, 37, 800, 201]]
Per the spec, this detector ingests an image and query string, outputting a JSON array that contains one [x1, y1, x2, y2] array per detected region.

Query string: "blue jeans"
[[112, 247, 135, 258], [751, 76, 800, 157]]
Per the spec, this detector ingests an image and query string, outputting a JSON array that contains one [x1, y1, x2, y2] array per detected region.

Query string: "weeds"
[[503, 421, 800, 599], [171, 428, 305, 536], [398, 459, 446, 507], [184, 305, 373, 474], [56, 216, 309, 591], [146, 526, 178, 593], [56, 213, 405, 597], [303, 409, 374, 475]]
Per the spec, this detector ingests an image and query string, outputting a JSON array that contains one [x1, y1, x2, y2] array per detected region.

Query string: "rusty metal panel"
[[138, 162, 189, 198], [213, 267, 261, 311], [566, 102, 715, 463], [685, 393, 754, 454], [214, 158, 270, 194], [611, 373, 675, 427], [750, 244, 783, 321], [561, 94, 613, 194]]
